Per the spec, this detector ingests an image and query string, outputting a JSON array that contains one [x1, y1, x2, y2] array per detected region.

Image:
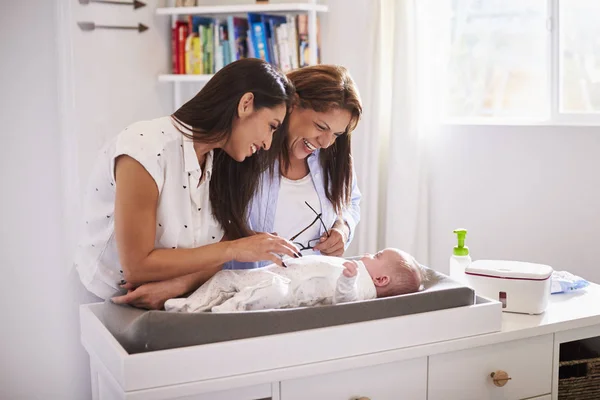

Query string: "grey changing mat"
[[100, 268, 474, 354]]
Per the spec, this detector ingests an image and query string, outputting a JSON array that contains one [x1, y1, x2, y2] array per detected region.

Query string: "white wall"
[[320, 0, 377, 257], [0, 0, 78, 398], [67, 0, 172, 208], [429, 125, 600, 284], [1, 1, 173, 398]]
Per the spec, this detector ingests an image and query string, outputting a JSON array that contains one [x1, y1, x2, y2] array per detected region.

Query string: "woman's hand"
[[228, 232, 300, 266], [314, 220, 349, 257], [111, 279, 188, 310]]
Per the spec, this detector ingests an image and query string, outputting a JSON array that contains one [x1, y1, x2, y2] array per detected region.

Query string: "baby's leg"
[[164, 270, 242, 313], [212, 275, 292, 312], [165, 268, 287, 313]]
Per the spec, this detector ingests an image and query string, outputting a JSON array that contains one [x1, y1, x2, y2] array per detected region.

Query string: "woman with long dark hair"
[[73, 59, 299, 309]]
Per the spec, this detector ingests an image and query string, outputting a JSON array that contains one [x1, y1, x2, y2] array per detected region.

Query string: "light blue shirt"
[[224, 149, 361, 269]]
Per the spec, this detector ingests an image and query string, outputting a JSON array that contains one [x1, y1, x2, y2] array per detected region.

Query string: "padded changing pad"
[[100, 268, 474, 354]]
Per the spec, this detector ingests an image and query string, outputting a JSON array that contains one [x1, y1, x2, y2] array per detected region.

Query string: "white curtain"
[[352, 0, 441, 265]]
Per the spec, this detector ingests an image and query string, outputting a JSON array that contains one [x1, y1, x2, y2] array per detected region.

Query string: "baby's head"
[[360, 248, 423, 298]]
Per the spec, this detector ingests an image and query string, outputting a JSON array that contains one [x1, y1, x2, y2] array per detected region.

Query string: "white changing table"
[[80, 284, 600, 400]]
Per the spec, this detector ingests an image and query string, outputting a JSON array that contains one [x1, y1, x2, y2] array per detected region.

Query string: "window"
[[423, 0, 600, 124], [560, 0, 600, 113]]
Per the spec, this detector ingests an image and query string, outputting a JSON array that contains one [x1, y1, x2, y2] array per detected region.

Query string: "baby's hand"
[[342, 261, 358, 278]]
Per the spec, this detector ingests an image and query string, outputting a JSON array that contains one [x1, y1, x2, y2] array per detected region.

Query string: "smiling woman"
[[73, 58, 301, 309], [226, 64, 364, 270]]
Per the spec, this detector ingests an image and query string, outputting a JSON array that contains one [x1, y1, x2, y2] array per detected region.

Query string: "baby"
[[164, 248, 424, 313]]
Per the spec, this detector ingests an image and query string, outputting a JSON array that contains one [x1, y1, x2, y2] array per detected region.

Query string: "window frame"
[[442, 0, 600, 127]]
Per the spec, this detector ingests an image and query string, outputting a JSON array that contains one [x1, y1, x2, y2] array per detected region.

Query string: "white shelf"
[[158, 74, 214, 83], [156, 3, 328, 16], [160, 1, 324, 108]]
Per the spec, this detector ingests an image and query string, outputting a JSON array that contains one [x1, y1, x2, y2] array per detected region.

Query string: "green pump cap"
[[453, 228, 469, 256]]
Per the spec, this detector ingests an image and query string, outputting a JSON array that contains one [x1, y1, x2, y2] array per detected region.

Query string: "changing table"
[[80, 277, 600, 399]]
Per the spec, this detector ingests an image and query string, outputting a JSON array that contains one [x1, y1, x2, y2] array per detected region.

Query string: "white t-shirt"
[[272, 174, 321, 255], [74, 116, 224, 299]]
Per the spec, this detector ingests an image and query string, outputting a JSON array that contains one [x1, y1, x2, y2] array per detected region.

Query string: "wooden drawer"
[[280, 358, 427, 400], [428, 334, 553, 400]]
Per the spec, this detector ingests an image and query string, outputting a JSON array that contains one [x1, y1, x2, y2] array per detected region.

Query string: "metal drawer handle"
[[490, 370, 512, 387]]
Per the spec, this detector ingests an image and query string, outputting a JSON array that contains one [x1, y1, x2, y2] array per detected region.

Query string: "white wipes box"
[[465, 260, 553, 315]]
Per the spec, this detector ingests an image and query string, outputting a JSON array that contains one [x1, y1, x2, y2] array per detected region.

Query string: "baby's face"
[[360, 248, 405, 277]]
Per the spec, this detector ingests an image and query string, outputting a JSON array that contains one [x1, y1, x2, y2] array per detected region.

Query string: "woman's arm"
[[112, 237, 233, 309], [115, 155, 299, 285], [111, 271, 208, 310]]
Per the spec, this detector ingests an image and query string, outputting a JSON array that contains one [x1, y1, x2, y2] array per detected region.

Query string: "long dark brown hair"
[[172, 58, 294, 239], [278, 65, 362, 214]]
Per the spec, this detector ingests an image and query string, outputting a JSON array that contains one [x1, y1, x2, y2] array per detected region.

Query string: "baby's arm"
[[333, 261, 360, 304]]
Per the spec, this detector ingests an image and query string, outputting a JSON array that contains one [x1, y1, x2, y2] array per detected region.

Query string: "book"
[[263, 14, 287, 70], [287, 14, 299, 69], [185, 16, 208, 74], [247, 27, 255, 58], [169, 12, 319, 73], [276, 23, 292, 72], [227, 16, 249, 62], [263, 15, 277, 68], [171, 25, 178, 73], [190, 17, 213, 74], [248, 13, 270, 63], [297, 14, 309, 67], [214, 19, 234, 72], [204, 22, 214, 73], [226, 16, 237, 63], [185, 34, 202, 74], [219, 22, 231, 66], [214, 22, 223, 72], [176, 21, 189, 74]]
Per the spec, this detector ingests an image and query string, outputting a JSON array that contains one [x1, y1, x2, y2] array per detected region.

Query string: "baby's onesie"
[[164, 255, 377, 313]]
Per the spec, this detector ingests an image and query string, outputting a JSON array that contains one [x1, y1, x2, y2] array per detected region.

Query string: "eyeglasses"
[[289, 201, 330, 251]]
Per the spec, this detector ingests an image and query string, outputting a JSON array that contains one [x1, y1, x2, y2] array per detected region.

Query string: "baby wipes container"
[[465, 260, 553, 315]]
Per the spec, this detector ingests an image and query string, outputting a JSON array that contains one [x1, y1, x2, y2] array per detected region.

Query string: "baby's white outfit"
[[164, 255, 377, 313]]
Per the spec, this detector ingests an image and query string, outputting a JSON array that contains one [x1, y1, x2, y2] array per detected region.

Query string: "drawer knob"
[[354, 398, 371, 400], [490, 370, 512, 387]]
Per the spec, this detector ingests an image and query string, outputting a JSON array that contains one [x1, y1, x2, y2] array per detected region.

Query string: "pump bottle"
[[450, 228, 471, 284]]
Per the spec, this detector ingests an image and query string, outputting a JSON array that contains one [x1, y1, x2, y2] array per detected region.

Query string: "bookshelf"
[[155, 3, 328, 15], [157, 0, 328, 109]]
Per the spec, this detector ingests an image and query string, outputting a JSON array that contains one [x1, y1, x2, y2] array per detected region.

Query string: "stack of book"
[[171, 13, 320, 75]]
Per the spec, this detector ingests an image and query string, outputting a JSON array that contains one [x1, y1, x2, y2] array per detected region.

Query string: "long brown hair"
[[279, 65, 362, 214], [172, 58, 294, 239]]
